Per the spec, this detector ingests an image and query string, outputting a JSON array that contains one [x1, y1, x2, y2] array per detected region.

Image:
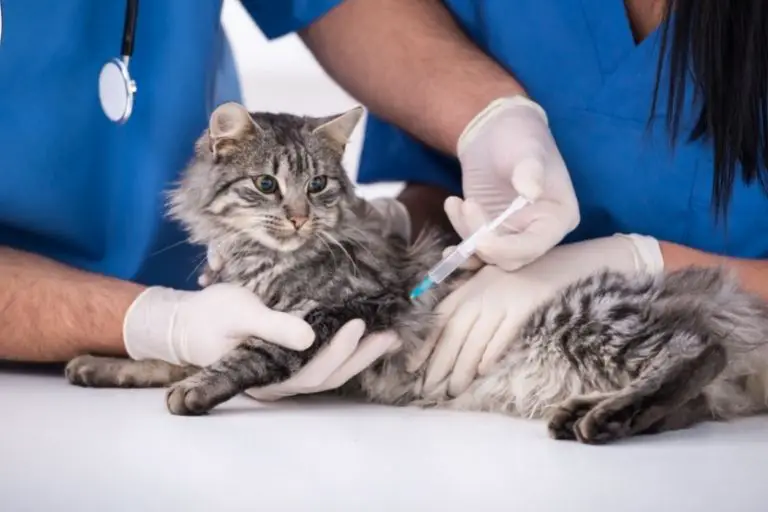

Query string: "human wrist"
[[615, 234, 664, 274], [457, 95, 548, 157], [123, 286, 186, 364]]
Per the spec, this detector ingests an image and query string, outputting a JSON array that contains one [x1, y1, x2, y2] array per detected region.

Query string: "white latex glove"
[[454, 95, 580, 271], [245, 320, 401, 401], [419, 233, 664, 397], [123, 283, 318, 367]]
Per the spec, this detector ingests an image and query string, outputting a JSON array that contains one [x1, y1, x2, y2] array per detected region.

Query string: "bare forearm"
[[301, 0, 525, 155], [0, 247, 144, 362], [660, 241, 768, 299]]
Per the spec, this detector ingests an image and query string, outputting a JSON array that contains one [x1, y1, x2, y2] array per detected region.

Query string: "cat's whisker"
[[149, 239, 189, 257], [314, 232, 339, 273], [320, 231, 360, 277]]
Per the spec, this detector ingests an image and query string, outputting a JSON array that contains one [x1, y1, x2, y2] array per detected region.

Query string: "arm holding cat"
[[0, 246, 142, 361], [426, 197, 768, 396], [0, 246, 318, 364], [300, 0, 580, 263]]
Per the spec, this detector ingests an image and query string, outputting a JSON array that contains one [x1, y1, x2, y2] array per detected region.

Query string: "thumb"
[[231, 296, 316, 350], [510, 157, 544, 200]]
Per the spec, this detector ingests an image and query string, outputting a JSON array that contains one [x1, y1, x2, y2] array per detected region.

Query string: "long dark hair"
[[651, 1, 768, 217]]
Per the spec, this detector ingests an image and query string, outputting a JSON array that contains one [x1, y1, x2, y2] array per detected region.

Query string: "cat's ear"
[[312, 106, 364, 153], [208, 102, 263, 160]]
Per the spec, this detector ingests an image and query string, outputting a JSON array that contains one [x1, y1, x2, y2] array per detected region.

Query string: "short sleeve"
[[241, 0, 345, 39]]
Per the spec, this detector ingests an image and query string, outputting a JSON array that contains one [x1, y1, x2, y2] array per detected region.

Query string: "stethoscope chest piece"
[[101, 0, 139, 123], [99, 57, 136, 124]]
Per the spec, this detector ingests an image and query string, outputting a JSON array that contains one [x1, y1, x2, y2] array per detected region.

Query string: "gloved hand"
[[419, 233, 664, 397], [123, 283, 317, 367], [245, 320, 401, 401], [124, 277, 402, 400], [452, 95, 580, 271]]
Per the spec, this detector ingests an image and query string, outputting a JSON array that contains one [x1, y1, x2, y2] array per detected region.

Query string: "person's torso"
[[358, 0, 768, 259], [0, 0, 241, 289]]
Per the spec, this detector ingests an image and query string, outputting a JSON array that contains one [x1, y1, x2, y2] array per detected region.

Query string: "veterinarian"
[[2, 1, 766, 402]]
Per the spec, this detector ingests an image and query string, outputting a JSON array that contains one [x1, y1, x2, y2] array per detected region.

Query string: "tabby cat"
[[66, 102, 768, 444]]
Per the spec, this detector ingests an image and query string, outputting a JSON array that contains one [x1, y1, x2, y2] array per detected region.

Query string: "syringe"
[[409, 196, 532, 300]]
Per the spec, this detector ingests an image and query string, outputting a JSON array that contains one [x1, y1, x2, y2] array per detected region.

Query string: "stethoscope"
[[0, 0, 140, 124], [99, 0, 139, 123]]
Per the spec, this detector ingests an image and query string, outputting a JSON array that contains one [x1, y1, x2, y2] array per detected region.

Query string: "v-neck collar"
[[579, 0, 663, 80]]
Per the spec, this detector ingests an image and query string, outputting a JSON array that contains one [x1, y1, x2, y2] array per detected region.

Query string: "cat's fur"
[[66, 102, 768, 444]]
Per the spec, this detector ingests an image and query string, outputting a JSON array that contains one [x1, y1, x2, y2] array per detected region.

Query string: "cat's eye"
[[307, 175, 328, 194], [254, 175, 278, 194]]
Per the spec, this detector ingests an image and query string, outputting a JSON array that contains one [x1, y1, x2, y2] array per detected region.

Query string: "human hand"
[[123, 283, 318, 367], [453, 95, 580, 271], [245, 321, 402, 401], [419, 233, 664, 397]]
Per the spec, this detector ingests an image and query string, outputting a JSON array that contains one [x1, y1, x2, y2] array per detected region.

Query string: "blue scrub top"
[[352, 0, 768, 259], [2, 0, 765, 295], [0, 0, 337, 289]]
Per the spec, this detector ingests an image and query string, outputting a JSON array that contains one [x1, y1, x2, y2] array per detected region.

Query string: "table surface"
[[2, 363, 767, 512]]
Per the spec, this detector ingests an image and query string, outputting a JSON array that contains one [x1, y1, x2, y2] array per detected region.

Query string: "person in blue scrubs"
[[295, 0, 768, 396], [1, 1, 767, 400]]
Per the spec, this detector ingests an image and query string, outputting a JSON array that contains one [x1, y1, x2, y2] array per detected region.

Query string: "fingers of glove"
[[246, 319, 365, 400], [406, 285, 468, 373], [314, 331, 402, 392], [475, 217, 565, 271], [444, 196, 496, 251], [409, 279, 477, 374], [447, 309, 505, 397], [444, 196, 473, 240], [478, 314, 523, 376], [226, 293, 316, 350], [510, 157, 545, 200], [423, 301, 482, 392], [441, 246, 485, 271]]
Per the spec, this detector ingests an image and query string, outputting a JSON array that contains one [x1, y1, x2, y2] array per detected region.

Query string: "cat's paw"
[[547, 395, 606, 441], [65, 355, 116, 387], [166, 379, 215, 416], [572, 403, 633, 445]]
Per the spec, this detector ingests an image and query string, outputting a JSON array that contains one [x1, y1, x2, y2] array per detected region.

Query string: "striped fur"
[[65, 103, 768, 444]]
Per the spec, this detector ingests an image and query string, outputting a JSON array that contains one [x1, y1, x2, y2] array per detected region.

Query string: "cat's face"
[[187, 102, 363, 252]]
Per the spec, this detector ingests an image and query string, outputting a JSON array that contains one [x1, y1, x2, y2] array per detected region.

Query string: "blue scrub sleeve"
[[241, 0, 345, 39], [357, 116, 464, 196]]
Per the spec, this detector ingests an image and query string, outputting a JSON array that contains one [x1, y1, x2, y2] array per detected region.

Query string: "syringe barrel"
[[428, 247, 471, 284]]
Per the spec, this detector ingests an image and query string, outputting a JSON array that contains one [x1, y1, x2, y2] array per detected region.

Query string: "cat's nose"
[[288, 216, 309, 230]]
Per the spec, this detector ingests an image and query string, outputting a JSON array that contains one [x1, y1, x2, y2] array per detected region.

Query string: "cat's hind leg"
[[549, 341, 726, 444], [66, 355, 197, 388]]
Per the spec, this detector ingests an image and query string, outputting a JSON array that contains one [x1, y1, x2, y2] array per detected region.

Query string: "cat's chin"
[[252, 231, 310, 253]]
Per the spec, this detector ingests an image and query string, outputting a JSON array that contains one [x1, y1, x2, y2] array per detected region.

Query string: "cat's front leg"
[[165, 337, 318, 415], [66, 355, 197, 388]]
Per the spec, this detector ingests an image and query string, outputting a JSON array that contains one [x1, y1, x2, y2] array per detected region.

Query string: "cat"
[[65, 101, 768, 444]]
